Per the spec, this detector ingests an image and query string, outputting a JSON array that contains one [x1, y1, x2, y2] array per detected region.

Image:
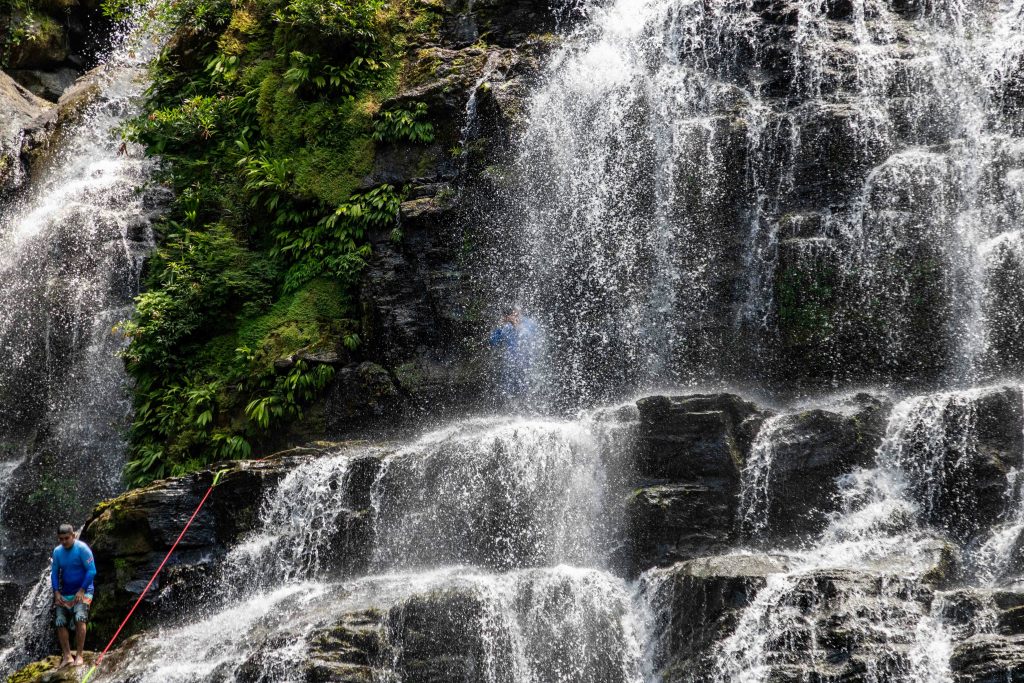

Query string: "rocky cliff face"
[[4, 0, 1024, 681]]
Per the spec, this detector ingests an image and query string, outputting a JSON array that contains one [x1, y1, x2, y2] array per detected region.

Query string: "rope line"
[[81, 469, 228, 683]]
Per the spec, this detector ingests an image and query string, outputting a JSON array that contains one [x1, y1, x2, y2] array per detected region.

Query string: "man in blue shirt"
[[51, 523, 96, 667], [488, 306, 538, 399]]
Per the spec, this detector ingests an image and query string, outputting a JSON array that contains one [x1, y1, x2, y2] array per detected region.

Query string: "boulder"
[[646, 553, 793, 679], [5, 14, 68, 70], [8, 68, 78, 102], [78, 450, 315, 645], [19, 65, 105, 182], [898, 386, 1024, 542], [743, 392, 891, 543], [625, 394, 763, 572], [650, 555, 946, 683], [635, 393, 762, 482], [0, 70, 51, 196], [236, 609, 386, 683], [0, 579, 22, 637], [387, 588, 490, 683], [951, 634, 1024, 683], [6, 654, 97, 683]]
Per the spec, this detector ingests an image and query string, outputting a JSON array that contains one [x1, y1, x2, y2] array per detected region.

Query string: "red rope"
[[86, 480, 217, 675]]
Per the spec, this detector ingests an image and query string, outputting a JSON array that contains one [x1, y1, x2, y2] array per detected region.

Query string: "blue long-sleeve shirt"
[[488, 319, 537, 365], [51, 540, 96, 596]]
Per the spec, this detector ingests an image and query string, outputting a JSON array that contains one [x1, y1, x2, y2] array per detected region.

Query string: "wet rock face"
[[626, 392, 892, 571], [951, 634, 1024, 683], [746, 393, 892, 543], [388, 589, 490, 683], [350, 2, 551, 427], [625, 394, 761, 573], [78, 452, 313, 645], [0, 71, 50, 198], [895, 386, 1024, 543], [1, 0, 113, 101], [648, 555, 949, 683]]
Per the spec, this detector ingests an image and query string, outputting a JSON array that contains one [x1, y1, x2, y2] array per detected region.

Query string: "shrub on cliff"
[[115, 0, 439, 486]]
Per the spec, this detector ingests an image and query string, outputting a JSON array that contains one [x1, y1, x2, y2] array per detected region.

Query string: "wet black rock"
[[388, 589, 490, 683], [625, 394, 763, 573], [0, 71, 51, 197], [651, 554, 949, 683], [951, 634, 1024, 683], [647, 553, 792, 679], [625, 392, 890, 571], [79, 450, 317, 645], [236, 609, 386, 683], [901, 386, 1024, 543], [749, 393, 892, 543], [0, 580, 20, 638]]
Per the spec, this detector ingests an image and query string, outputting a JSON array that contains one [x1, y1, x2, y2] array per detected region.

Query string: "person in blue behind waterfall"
[[488, 306, 538, 399], [50, 523, 96, 668]]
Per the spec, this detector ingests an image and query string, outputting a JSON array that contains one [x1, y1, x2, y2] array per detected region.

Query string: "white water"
[[5, 0, 1024, 680], [715, 386, 1024, 682], [104, 410, 647, 682], [0, 4, 162, 672], [498, 0, 1024, 398]]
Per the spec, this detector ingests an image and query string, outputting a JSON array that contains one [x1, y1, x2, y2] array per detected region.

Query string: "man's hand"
[[72, 589, 85, 606], [54, 591, 66, 608]]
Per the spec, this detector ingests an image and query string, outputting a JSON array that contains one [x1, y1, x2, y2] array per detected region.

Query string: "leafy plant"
[[119, 0, 414, 487], [372, 101, 434, 144]]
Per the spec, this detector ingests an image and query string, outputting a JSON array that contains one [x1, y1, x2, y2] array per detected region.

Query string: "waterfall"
[[102, 410, 648, 681], [5, 0, 1024, 678], [495, 0, 1024, 398], [708, 385, 1024, 682], [0, 3, 162, 670]]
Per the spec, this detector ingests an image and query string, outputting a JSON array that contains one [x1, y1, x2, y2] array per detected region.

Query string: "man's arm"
[[51, 551, 62, 606]]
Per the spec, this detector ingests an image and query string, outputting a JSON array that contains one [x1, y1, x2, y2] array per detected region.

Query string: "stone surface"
[[8, 67, 78, 102], [0, 70, 51, 196], [625, 393, 763, 572], [78, 450, 315, 644], [387, 589, 489, 683], [903, 386, 1024, 542], [0, 579, 21, 638], [951, 634, 1024, 683], [651, 555, 950, 683], [20, 65, 105, 182], [750, 392, 892, 542]]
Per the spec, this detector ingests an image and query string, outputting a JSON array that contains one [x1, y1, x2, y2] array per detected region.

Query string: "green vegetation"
[[118, 0, 434, 486], [776, 260, 838, 348], [1, 0, 57, 68]]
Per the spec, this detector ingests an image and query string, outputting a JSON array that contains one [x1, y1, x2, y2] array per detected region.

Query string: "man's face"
[[58, 532, 74, 549]]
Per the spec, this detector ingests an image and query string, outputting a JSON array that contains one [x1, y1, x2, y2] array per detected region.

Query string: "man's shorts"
[[54, 595, 91, 628]]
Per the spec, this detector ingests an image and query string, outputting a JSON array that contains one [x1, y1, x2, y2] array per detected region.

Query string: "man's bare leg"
[[57, 627, 73, 666], [74, 622, 86, 665]]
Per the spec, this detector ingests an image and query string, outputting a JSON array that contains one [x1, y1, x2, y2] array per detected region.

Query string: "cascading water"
[[0, 4, 161, 671], [712, 386, 1024, 682], [497, 0, 1024, 398], [102, 409, 648, 682], [6, 0, 1024, 679]]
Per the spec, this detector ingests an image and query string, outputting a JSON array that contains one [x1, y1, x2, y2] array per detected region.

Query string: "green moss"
[[118, 0, 440, 486], [776, 260, 838, 349], [7, 657, 57, 683]]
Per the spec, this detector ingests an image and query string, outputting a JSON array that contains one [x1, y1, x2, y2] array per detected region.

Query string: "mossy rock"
[[7, 654, 97, 683], [8, 13, 67, 69]]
